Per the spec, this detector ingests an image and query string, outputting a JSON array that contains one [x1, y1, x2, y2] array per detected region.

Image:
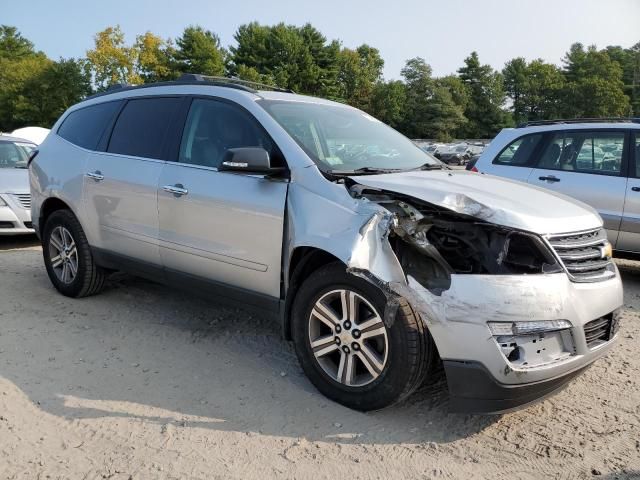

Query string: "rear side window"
[[108, 97, 182, 160], [57, 101, 121, 150], [538, 131, 624, 176], [493, 134, 543, 166]]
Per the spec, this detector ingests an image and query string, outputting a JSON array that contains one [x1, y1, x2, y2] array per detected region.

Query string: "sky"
[[2, 0, 639, 79]]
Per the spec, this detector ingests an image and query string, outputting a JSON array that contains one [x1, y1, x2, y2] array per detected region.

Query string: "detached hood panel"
[[351, 170, 602, 235]]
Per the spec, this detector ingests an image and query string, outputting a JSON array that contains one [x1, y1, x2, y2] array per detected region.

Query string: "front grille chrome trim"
[[545, 228, 615, 283]]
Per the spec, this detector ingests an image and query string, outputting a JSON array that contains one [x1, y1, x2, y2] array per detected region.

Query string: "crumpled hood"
[[0, 169, 29, 193], [351, 170, 602, 235]]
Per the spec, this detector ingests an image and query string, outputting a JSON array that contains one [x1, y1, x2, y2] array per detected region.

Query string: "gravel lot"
[[0, 236, 638, 479]]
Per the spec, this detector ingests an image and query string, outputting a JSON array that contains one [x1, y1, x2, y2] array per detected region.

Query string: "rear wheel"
[[42, 209, 106, 297], [291, 263, 435, 411]]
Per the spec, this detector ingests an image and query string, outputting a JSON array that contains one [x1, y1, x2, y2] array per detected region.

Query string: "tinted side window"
[[108, 97, 182, 159], [57, 101, 121, 150], [179, 99, 281, 168], [538, 131, 624, 176], [493, 134, 543, 166]]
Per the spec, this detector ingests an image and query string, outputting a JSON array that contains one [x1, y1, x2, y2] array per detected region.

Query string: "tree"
[[503, 58, 564, 123], [561, 44, 630, 117], [0, 25, 35, 61], [457, 52, 509, 138], [135, 32, 177, 82], [336, 44, 384, 110], [370, 80, 406, 129], [230, 22, 341, 97], [86, 26, 140, 90], [400, 57, 465, 140], [175, 26, 225, 77]]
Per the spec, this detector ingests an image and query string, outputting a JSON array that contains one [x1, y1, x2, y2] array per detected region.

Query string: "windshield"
[[0, 141, 33, 169], [258, 100, 442, 173], [455, 145, 467, 152]]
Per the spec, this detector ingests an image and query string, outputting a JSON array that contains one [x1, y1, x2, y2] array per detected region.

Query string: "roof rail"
[[178, 73, 295, 93], [517, 118, 640, 128]]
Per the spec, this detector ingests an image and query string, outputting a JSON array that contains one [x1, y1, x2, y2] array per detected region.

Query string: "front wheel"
[[291, 263, 435, 411]]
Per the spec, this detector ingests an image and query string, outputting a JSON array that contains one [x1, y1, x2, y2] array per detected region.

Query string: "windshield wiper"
[[327, 166, 403, 176], [412, 163, 449, 171]]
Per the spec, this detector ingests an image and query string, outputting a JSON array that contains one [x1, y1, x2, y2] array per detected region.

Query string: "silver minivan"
[[472, 120, 640, 253], [30, 76, 623, 413]]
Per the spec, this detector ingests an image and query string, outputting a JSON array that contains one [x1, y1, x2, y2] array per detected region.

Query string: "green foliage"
[[0, 23, 638, 136], [336, 44, 384, 110], [370, 80, 406, 130], [503, 58, 565, 123], [0, 25, 35, 60], [86, 26, 140, 90], [560, 44, 630, 117], [230, 22, 340, 97], [458, 52, 510, 138], [399, 58, 465, 141], [175, 26, 225, 77]]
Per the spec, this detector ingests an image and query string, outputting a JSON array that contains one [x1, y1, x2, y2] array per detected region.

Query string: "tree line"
[[1, 23, 638, 140]]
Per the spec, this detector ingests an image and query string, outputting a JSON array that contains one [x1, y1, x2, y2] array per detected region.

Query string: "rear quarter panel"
[[30, 135, 89, 238]]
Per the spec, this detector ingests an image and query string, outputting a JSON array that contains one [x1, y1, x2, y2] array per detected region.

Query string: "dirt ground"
[[0, 236, 638, 480]]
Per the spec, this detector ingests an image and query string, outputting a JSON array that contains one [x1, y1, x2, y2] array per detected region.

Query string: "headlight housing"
[[425, 220, 563, 275]]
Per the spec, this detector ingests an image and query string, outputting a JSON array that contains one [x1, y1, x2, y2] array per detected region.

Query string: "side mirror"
[[219, 147, 286, 175]]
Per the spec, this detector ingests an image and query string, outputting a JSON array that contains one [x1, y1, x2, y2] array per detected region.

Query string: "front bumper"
[[443, 360, 592, 413], [402, 268, 623, 413], [0, 193, 34, 235]]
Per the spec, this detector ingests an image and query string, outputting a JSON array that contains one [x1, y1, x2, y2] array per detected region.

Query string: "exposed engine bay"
[[347, 180, 563, 295]]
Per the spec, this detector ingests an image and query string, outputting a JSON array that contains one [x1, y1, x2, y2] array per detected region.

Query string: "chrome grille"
[[12, 194, 31, 209], [547, 228, 615, 282]]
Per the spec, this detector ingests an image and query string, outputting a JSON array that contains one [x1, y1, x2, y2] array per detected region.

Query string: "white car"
[[0, 135, 36, 235]]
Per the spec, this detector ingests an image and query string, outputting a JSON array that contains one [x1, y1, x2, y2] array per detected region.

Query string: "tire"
[[291, 262, 435, 411], [42, 209, 106, 298]]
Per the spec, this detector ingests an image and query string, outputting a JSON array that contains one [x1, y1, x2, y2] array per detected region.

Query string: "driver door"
[[157, 97, 288, 305]]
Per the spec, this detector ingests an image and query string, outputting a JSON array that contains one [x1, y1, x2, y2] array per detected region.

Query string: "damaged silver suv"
[[30, 75, 623, 413]]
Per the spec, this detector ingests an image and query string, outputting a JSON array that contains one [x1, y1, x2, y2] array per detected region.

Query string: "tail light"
[[470, 165, 479, 172]]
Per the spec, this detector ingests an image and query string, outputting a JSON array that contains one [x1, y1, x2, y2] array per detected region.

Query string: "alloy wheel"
[[308, 289, 389, 387], [48, 226, 78, 284]]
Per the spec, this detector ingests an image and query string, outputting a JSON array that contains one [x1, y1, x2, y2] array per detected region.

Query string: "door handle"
[[162, 184, 188, 197], [538, 175, 561, 183], [86, 170, 104, 182], [632, 187, 640, 192]]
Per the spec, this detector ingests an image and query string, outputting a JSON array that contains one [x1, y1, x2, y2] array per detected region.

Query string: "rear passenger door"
[[527, 130, 628, 245], [83, 96, 184, 266], [617, 131, 640, 252], [157, 97, 288, 305]]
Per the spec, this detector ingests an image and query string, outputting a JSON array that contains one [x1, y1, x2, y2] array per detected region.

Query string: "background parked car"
[[0, 134, 36, 235], [436, 144, 473, 165], [471, 119, 640, 253]]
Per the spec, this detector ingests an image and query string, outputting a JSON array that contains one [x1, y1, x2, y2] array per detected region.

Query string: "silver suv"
[[471, 119, 640, 253], [30, 76, 623, 413]]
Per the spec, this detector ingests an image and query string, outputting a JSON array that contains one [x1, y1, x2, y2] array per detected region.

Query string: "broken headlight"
[[488, 320, 572, 336], [425, 221, 563, 275]]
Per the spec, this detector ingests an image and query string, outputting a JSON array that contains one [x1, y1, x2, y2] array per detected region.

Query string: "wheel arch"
[[282, 246, 343, 340], [39, 197, 74, 235]]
